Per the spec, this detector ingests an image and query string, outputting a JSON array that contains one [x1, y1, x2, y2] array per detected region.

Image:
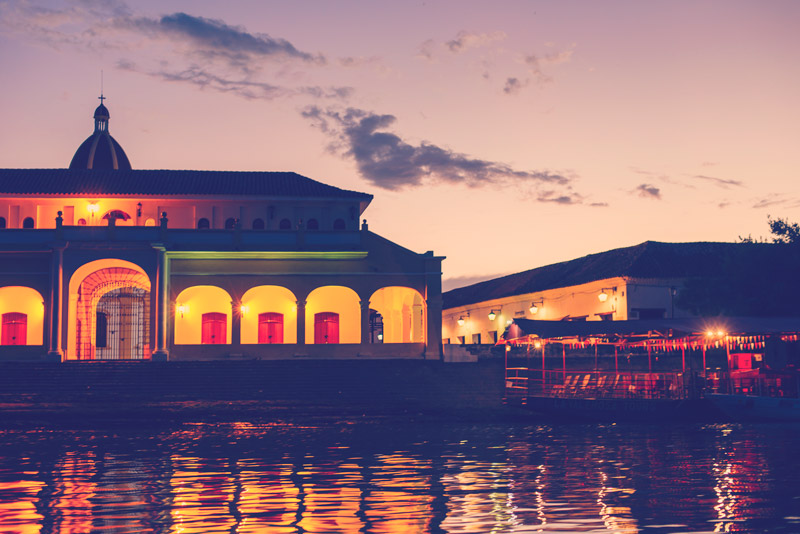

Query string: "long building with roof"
[[0, 98, 444, 361], [442, 241, 759, 346]]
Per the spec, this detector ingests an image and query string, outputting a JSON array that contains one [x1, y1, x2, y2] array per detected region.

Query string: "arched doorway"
[[240, 285, 297, 344], [368, 287, 426, 343], [305, 286, 360, 344], [173, 286, 232, 345], [0, 286, 45, 346], [67, 260, 152, 360]]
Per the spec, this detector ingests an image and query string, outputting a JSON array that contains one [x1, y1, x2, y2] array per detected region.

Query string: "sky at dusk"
[[1, 0, 799, 290]]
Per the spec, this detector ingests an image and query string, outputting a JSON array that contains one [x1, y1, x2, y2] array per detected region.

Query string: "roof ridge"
[[443, 240, 748, 309], [0, 168, 372, 199]]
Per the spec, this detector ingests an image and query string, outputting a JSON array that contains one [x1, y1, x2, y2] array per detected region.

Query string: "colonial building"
[[0, 99, 444, 361], [443, 241, 745, 345]]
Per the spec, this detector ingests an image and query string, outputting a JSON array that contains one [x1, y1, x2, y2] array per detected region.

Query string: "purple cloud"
[[635, 184, 661, 199], [303, 106, 584, 202]]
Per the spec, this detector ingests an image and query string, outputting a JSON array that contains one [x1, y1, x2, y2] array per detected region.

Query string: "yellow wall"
[[305, 286, 360, 344], [369, 287, 426, 343], [0, 286, 45, 345], [174, 285, 232, 344], [240, 285, 297, 344]]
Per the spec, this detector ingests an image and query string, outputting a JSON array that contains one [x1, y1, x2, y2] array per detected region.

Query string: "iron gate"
[[78, 287, 150, 360]]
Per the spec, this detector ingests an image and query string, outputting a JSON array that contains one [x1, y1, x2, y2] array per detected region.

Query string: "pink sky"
[[1, 0, 798, 289]]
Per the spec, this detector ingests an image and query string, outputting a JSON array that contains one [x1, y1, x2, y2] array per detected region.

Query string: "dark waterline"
[[1, 414, 800, 533]]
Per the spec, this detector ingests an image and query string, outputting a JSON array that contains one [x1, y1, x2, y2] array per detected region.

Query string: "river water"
[[1, 415, 799, 533]]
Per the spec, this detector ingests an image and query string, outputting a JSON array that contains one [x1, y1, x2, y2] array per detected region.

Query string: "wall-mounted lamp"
[[137, 202, 142, 217], [488, 310, 499, 321], [529, 300, 543, 314], [177, 303, 188, 318], [598, 287, 617, 302], [457, 316, 465, 326], [240, 304, 249, 316]]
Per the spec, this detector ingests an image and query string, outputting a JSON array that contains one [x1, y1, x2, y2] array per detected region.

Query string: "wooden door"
[[202, 312, 227, 344], [258, 312, 284, 344], [314, 312, 339, 344], [1, 313, 27, 346]]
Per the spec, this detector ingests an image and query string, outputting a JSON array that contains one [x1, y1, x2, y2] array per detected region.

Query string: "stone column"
[[296, 299, 306, 345], [424, 252, 445, 360], [46, 243, 65, 362], [152, 246, 169, 361], [231, 300, 241, 346], [360, 299, 370, 345]]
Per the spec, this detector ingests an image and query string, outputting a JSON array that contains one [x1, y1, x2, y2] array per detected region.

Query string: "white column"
[[46, 245, 65, 361], [152, 246, 169, 361]]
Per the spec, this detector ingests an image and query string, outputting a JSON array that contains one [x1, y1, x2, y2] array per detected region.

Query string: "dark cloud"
[[303, 106, 580, 199], [503, 77, 528, 95], [118, 60, 351, 101], [445, 30, 506, 53], [124, 12, 324, 64], [692, 174, 743, 189], [417, 31, 505, 61], [751, 196, 800, 209], [537, 190, 584, 205], [523, 48, 573, 85], [635, 183, 661, 199]]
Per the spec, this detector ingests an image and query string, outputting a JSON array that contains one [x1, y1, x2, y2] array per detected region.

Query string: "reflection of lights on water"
[[597, 469, 639, 533]]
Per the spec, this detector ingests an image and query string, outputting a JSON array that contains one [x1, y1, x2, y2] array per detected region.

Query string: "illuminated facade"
[[0, 101, 444, 361], [443, 241, 739, 345]]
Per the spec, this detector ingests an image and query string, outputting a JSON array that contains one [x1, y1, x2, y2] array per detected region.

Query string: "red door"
[[258, 312, 284, 344], [201, 312, 227, 344], [1, 313, 27, 346], [314, 312, 339, 344]]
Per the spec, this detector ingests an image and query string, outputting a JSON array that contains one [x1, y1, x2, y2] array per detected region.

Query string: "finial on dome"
[[94, 93, 110, 131]]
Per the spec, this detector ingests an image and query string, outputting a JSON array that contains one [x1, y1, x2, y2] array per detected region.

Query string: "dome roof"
[[69, 133, 131, 170], [93, 103, 109, 120], [69, 97, 131, 170]]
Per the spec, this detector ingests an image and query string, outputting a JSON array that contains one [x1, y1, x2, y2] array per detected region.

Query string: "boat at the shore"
[[501, 317, 800, 422]]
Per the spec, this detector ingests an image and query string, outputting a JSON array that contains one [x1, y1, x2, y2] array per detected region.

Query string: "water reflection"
[[1, 420, 799, 533]]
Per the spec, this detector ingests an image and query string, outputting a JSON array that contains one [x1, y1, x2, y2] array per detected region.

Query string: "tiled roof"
[[0, 169, 372, 200], [443, 241, 761, 309]]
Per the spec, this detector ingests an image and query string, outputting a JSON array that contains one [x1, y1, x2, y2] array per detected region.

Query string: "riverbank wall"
[[0, 359, 507, 422]]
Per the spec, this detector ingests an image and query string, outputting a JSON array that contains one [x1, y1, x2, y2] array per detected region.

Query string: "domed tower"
[[69, 96, 132, 170]]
